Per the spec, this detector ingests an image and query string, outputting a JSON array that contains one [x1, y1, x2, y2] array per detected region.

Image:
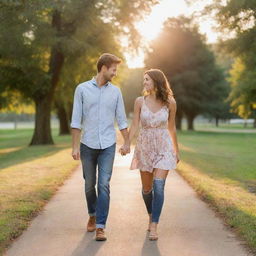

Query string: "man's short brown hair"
[[96, 53, 122, 72]]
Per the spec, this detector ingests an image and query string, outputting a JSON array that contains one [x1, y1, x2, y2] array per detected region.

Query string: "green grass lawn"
[[0, 129, 72, 169], [177, 130, 256, 254], [1, 127, 256, 255], [194, 122, 255, 130], [0, 129, 79, 256]]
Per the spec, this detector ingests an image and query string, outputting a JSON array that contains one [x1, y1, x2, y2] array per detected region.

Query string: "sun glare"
[[125, 0, 217, 68], [124, 50, 145, 69], [135, 0, 187, 42]]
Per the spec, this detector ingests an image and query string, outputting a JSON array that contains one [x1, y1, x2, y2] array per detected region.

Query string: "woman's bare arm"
[[168, 97, 180, 162], [119, 97, 142, 155], [128, 97, 142, 143]]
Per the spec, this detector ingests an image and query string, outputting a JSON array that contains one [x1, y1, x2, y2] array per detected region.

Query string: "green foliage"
[[206, 0, 256, 123], [0, 0, 158, 143], [0, 0, 158, 100], [206, 0, 256, 56], [0, 1, 108, 99], [0, 91, 34, 114], [228, 58, 256, 119]]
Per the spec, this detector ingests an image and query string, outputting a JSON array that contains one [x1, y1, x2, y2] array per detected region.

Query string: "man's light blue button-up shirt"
[[70, 78, 128, 149]]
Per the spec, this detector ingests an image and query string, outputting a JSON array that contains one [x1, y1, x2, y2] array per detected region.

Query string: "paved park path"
[[5, 148, 253, 256]]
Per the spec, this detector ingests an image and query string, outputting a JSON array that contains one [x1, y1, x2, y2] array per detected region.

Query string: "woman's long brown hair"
[[144, 69, 173, 106]]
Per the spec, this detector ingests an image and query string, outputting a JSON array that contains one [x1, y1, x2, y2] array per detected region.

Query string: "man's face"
[[103, 64, 118, 82]]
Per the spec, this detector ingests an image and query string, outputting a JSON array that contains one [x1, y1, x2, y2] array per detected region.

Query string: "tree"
[[145, 16, 226, 130], [228, 58, 256, 127], [205, 0, 256, 127], [204, 44, 233, 126], [0, 0, 158, 144]]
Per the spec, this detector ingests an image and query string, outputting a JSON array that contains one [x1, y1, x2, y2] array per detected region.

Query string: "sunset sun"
[[125, 0, 218, 68]]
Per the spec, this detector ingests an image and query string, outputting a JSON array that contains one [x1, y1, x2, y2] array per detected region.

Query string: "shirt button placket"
[[98, 87, 102, 149]]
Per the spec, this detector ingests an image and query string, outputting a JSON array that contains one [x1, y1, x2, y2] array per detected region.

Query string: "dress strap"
[[142, 96, 146, 106]]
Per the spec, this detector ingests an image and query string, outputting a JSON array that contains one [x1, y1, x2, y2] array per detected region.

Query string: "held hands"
[[119, 143, 130, 156]]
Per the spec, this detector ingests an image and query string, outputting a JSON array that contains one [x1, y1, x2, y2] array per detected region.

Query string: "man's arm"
[[120, 97, 142, 155], [128, 97, 142, 142], [70, 85, 83, 160], [115, 89, 130, 154], [72, 128, 81, 160], [119, 128, 130, 155], [168, 97, 180, 163]]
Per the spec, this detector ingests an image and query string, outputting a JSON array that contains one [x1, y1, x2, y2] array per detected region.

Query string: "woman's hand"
[[119, 144, 130, 156], [175, 152, 180, 164]]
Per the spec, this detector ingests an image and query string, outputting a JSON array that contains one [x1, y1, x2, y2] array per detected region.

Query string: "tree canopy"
[[205, 0, 256, 126], [0, 0, 158, 144]]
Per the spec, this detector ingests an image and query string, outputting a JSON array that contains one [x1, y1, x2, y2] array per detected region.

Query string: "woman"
[[126, 69, 179, 241]]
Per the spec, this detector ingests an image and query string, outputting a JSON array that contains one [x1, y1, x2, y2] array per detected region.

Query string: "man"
[[71, 53, 130, 241]]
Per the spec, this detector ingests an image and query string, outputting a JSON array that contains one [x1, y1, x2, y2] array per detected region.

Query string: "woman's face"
[[143, 74, 155, 93]]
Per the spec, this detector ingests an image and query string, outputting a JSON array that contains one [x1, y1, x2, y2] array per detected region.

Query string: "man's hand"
[[72, 148, 80, 160], [123, 143, 130, 154], [119, 146, 126, 156], [119, 143, 130, 156]]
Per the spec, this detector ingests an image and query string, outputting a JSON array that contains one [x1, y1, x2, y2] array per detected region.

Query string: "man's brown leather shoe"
[[95, 228, 107, 241], [87, 216, 96, 232]]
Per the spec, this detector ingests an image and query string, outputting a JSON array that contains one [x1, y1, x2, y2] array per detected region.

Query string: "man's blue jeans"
[[80, 142, 116, 229]]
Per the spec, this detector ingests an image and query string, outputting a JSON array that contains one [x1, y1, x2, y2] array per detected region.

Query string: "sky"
[[125, 0, 217, 68]]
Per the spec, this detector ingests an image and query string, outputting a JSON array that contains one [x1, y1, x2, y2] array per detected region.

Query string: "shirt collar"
[[91, 77, 109, 87]]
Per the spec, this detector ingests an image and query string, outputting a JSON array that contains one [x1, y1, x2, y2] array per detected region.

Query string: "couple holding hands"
[[71, 53, 180, 242]]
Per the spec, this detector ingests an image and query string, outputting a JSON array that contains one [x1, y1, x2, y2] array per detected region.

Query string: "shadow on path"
[[141, 234, 162, 256], [71, 233, 103, 256]]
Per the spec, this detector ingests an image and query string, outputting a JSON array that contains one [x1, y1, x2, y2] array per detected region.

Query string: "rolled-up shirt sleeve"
[[70, 85, 83, 129], [115, 88, 128, 130]]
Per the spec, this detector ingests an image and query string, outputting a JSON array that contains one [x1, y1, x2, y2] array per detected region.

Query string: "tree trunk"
[[215, 117, 219, 127], [176, 108, 183, 130], [67, 103, 73, 123], [30, 45, 64, 144], [186, 114, 196, 130], [56, 104, 70, 135], [176, 116, 182, 130], [253, 118, 256, 128], [14, 114, 18, 130], [30, 95, 54, 145], [30, 10, 64, 145]]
